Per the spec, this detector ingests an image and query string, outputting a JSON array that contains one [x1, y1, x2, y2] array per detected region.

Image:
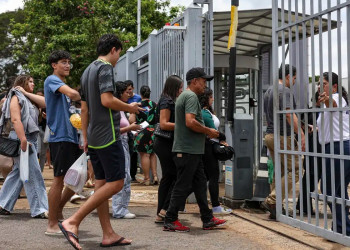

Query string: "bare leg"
[[57, 187, 75, 220], [46, 176, 74, 232], [61, 179, 131, 249], [140, 152, 150, 181], [150, 153, 158, 179]]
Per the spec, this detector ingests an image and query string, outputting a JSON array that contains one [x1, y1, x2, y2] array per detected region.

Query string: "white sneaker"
[[70, 194, 85, 203], [212, 206, 232, 215], [122, 212, 136, 219]]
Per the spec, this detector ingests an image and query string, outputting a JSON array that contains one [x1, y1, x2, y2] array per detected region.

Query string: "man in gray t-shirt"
[[59, 34, 142, 249], [262, 65, 305, 220]]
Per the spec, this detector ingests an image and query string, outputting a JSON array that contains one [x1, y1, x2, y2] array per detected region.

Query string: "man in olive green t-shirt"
[[164, 67, 227, 232]]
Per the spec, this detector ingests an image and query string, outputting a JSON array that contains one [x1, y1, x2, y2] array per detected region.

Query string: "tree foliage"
[[0, 9, 25, 91], [11, 0, 184, 88]]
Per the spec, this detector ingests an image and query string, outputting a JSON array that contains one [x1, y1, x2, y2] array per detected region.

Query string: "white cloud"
[[0, 0, 24, 13]]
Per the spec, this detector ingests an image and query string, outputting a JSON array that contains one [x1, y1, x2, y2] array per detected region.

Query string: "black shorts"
[[49, 141, 82, 177], [88, 140, 125, 182]]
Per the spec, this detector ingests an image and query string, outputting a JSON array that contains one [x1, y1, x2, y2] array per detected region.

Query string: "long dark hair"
[[198, 87, 214, 114], [161, 75, 183, 101], [323, 72, 348, 105]]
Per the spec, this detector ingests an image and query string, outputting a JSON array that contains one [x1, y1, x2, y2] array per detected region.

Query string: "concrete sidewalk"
[[0, 166, 347, 249]]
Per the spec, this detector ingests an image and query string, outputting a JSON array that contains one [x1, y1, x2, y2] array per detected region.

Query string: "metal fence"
[[115, 4, 204, 102], [272, 0, 350, 245]]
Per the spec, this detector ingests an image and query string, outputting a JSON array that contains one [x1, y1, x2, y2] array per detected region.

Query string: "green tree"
[[11, 0, 184, 88], [0, 9, 25, 91]]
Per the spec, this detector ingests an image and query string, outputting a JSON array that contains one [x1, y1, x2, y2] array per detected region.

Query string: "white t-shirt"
[[317, 93, 350, 144]]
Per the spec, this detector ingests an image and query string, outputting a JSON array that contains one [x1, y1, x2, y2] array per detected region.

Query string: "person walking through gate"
[[317, 72, 350, 236], [59, 34, 142, 250], [261, 64, 305, 220], [44, 50, 82, 235], [163, 67, 227, 232]]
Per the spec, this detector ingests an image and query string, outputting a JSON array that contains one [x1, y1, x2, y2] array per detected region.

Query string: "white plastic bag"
[[43, 125, 50, 143], [64, 153, 87, 194], [20, 143, 29, 183]]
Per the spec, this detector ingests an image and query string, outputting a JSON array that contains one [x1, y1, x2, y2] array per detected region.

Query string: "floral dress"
[[134, 99, 157, 153]]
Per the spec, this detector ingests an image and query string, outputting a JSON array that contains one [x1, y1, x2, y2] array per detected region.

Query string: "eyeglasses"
[[57, 61, 73, 69]]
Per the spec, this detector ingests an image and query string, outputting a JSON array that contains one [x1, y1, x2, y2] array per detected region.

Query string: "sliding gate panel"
[[272, 0, 350, 245]]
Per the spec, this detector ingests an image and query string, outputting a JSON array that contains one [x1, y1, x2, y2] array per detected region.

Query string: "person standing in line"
[[126, 80, 141, 182], [59, 34, 142, 249], [44, 50, 82, 235], [130, 85, 158, 185], [112, 81, 141, 219], [164, 67, 227, 232], [154, 75, 183, 223], [35, 89, 50, 172], [199, 87, 231, 214], [317, 72, 350, 235], [0, 75, 48, 218], [261, 64, 305, 220]]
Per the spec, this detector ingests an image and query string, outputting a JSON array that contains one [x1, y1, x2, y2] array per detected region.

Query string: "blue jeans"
[[0, 131, 48, 217], [112, 135, 131, 218], [322, 140, 350, 236]]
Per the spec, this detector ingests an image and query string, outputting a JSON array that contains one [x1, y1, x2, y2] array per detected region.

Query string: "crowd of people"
[[0, 34, 229, 249], [262, 65, 350, 236]]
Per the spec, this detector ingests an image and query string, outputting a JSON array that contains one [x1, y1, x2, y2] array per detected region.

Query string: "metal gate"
[[272, 0, 350, 245]]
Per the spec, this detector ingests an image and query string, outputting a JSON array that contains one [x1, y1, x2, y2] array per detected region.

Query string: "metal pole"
[[227, 0, 239, 122], [137, 0, 141, 45], [208, 0, 214, 89]]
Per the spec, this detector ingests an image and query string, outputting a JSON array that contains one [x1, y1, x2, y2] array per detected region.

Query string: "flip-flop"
[[45, 231, 63, 236], [100, 237, 131, 247], [58, 222, 80, 250]]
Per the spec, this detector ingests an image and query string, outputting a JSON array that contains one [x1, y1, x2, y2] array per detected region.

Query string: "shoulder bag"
[[0, 120, 20, 157], [154, 123, 173, 139]]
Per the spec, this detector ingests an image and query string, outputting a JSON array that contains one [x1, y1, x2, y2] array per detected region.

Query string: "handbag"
[[211, 141, 235, 161], [154, 123, 173, 139], [0, 118, 20, 157]]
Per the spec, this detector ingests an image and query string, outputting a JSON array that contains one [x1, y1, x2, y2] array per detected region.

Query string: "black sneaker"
[[261, 201, 276, 220]]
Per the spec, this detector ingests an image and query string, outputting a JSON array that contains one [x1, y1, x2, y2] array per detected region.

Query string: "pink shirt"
[[120, 111, 130, 135]]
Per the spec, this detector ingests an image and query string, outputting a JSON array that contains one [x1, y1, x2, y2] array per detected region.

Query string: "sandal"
[[0, 207, 11, 215], [154, 216, 164, 223]]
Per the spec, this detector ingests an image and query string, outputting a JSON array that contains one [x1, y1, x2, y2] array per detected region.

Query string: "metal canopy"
[[206, 8, 338, 56]]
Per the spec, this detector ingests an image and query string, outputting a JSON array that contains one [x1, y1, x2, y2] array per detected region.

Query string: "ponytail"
[[341, 87, 349, 106]]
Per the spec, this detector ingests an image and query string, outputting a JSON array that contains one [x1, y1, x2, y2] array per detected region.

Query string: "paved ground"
[[0, 166, 348, 249]]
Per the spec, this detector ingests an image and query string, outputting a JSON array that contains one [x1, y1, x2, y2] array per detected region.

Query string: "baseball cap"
[[186, 67, 214, 81]]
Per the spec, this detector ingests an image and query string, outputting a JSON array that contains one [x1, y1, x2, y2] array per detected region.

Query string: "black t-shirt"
[[156, 95, 175, 123]]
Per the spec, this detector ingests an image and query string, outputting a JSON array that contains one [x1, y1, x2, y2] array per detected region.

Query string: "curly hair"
[[115, 81, 128, 99], [198, 87, 214, 114], [13, 74, 33, 92]]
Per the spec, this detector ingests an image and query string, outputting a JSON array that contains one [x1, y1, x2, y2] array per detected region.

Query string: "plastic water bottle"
[[20, 144, 29, 183]]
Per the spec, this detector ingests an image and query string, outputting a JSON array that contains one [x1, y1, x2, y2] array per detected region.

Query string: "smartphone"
[[140, 121, 149, 130]]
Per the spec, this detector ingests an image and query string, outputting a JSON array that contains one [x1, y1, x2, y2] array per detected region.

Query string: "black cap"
[[186, 67, 214, 82]]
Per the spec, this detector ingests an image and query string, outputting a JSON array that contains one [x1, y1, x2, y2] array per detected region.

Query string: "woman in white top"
[[199, 87, 231, 214], [317, 72, 350, 236]]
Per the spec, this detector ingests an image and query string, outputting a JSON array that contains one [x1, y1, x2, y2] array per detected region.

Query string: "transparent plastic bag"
[[64, 153, 87, 194], [43, 125, 50, 143], [20, 143, 29, 183]]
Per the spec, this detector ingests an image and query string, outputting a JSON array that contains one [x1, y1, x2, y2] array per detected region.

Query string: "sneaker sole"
[[163, 227, 190, 232], [203, 221, 227, 230]]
